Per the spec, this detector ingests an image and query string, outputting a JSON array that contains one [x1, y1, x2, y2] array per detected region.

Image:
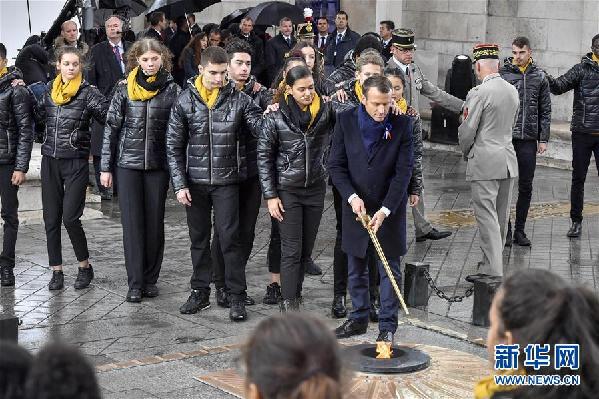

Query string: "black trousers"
[[570, 134, 599, 223], [211, 177, 262, 289], [41, 156, 89, 266], [332, 185, 379, 298], [278, 181, 325, 300], [0, 164, 19, 267], [187, 184, 245, 299], [93, 156, 118, 196], [117, 167, 169, 290], [512, 140, 537, 232], [267, 217, 281, 274]]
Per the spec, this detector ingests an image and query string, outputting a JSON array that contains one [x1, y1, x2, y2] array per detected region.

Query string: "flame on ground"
[[375, 341, 393, 359]]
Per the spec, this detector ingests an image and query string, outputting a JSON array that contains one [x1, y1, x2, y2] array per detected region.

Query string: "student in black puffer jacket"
[[34, 46, 108, 292], [0, 44, 34, 288], [547, 34, 599, 238], [258, 65, 335, 311], [167, 46, 263, 322], [100, 38, 180, 303]]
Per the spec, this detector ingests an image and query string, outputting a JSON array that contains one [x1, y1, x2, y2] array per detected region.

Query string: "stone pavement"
[[1, 148, 598, 398]]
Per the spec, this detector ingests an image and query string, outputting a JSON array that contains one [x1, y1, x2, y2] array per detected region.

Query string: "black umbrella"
[[246, 1, 304, 26], [97, 0, 147, 16], [219, 7, 252, 29], [147, 0, 221, 19]]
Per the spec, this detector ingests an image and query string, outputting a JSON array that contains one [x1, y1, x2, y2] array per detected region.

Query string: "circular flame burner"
[[345, 344, 431, 374]]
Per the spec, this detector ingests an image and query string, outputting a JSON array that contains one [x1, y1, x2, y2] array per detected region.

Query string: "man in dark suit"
[[314, 16, 331, 53], [169, 16, 192, 87], [264, 17, 297, 86], [187, 14, 201, 36], [236, 17, 265, 81], [87, 15, 130, 200], [144, 11, 167, 42], [329, 75, 414, 344], [379, 20, 396, 61], [324, 10, 360, 75]]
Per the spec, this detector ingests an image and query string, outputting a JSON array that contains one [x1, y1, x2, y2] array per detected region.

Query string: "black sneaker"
[[126, 288, 142, 303], [244, 294, 256, 306], [216, 287, 229, 308], [229, 299, 247, 321], [303, 258, 323, 275], [142, 284, 159, 298], [263, 282, 282, 305], [74, 265, 94, 289], [1, 265, 15, 287], [513, 230, 531, 246], [334, 319, 368, 339], [180, 289, 210, 314], [331, 295, 347, 318], [48, 270, 64, 290]]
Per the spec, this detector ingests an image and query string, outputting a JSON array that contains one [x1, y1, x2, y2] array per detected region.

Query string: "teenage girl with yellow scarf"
[[100, 38, 179, 303], [34, 46, 108, 291]]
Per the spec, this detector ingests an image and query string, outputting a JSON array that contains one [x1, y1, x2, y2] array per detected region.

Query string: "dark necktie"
[[336, 33, 342, 45], [112, 45, 124, 73], [285, 37, 291, 47], [320, 36, 325, 48]]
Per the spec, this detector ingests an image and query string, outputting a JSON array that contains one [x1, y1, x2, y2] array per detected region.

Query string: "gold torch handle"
[[358, 214, 410, 315]]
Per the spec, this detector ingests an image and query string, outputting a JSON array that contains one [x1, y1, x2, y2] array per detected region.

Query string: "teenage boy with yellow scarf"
[[166, 46, 263, 322], [0, 43, 34, 287]]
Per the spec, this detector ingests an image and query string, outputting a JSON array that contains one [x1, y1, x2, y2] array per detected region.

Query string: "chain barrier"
[[422, 269, 474, 303]]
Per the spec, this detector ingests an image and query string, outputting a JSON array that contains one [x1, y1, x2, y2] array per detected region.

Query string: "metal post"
[[472, 276, 502, 327], [404, 262, 430, 307]]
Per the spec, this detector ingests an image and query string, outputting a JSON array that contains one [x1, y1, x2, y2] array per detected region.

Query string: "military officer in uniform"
[[458, 44, 519, 279]]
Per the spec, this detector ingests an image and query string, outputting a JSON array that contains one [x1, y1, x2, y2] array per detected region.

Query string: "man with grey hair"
[[458, 44, 519, 279]]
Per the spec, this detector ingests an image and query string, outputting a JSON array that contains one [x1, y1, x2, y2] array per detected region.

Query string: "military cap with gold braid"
[[296, 8, 315, 40], [390, 28, 416, 49], [472, 43, 500, 62]]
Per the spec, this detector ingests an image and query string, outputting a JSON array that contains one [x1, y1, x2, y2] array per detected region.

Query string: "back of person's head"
[[25, 343, 101, 399], [494, 269, 599, 399], [356, 50, 385, 72], [0, 342, 33, 399], [203, 23, 218, 35], [175, 15, 187, 30], [354, 34, 383, 58], [243, 314, 344, 399], [0, 43, 6, 61], [200, 46, 228, 66]]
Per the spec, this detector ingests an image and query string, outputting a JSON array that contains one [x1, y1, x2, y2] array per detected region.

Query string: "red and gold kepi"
[[472, 43, 500, 62]]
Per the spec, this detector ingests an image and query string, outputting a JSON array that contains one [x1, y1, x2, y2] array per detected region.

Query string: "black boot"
[[48, 270, 64, 290], [180, 289, 210, 314], [567, 221, 582, 238], [0, 265, 15, 287], [331, 295, 347, 318], [74, 264, 94, 289], [262, 282, 282, 305], [229, 299, 247, 321], [279, 298, 300, 312], [303, 258, 322, 275], [513, 230, 531, 246], [126, 288, 142, 303]]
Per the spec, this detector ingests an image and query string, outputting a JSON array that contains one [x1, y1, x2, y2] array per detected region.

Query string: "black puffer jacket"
[[257, 99, 335, 199], [549, 53, 599, 134], [101, 75, 180, 172], [35, 80, 109, 159], [240, 75, 273, 178], [167, 79, 263, 191], [0, 67, 34, 171], [500, 58, 551, 142], [323, 50, 355, 96]]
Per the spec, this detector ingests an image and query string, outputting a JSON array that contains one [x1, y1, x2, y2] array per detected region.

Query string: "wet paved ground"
[[1, 148, 598, 398]]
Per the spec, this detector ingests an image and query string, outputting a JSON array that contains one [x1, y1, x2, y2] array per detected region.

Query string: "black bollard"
[[0, 313, 19, 342], [404, 262, 430, 307], [472, 276, 502, 327]]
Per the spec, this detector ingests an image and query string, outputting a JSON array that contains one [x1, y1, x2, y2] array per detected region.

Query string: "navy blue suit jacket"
[[327, 107, 414, 259]]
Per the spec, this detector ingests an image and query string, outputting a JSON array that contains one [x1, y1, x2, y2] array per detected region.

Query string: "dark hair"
[[126, 38, 173, 73], [380, 20, 395, 30], [317, 16, 328, 24], [279, 17, 292, 26], [336, 10, 349, 20], [25, 343, 101, 399], [285, 65, 313, 87], [355, 34, 383, 58], [498, 270, 599, 399], [0, 342, 32, 399], [0, 43, 6, 60], [592, 33, 599, 47], [226, 38, 254, 60], [363, 75, 392, 98], [175, 15, 187, 30], [200, 46, 228, 66], [55, 46, 85, 66], [220, 29, 232, 45], [271, 57, 306, 102], [149, 11, 165, 27], [385, 67, 406, 88], [290, 41, 323, 82], [512, 36, 531, 49], [243, 314, 344, 399], [203, 22, 218, 34], [209, 28, 221, 36], [180, 32, 207, 69]]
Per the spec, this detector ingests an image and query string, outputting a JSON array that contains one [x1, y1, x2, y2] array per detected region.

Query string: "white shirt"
[[392, 57, 409, 75]]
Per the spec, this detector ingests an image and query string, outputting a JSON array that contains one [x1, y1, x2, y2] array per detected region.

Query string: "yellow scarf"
[[354, 80, 364, 102], [593, 53, 599, 65], [473, 370, 523, 399], [0, 67, 8, 78], [194, 75, 219, 109], [396, 98, 408, 114], [284, 92, 321, 129], [127, 67, 159, 101], [51, 72, 82, 106], [513, 57, 532, 74]]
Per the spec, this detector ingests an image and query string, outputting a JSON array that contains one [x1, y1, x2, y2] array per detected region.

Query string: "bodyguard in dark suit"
[[324, 11, 360, 75], [87, 15, 130, 199], [329, 76, 413, 344], [264, 18, 297, 86]]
